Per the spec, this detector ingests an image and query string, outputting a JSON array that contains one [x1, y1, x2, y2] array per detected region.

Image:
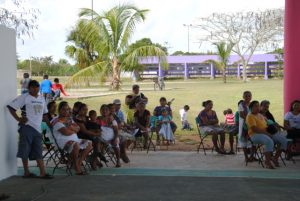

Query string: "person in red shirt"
[[223, 108, 238, 154], [52, 78, 68, 100]]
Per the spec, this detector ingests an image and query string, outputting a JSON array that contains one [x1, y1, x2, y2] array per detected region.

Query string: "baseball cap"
[[113, 99, 121, 105]]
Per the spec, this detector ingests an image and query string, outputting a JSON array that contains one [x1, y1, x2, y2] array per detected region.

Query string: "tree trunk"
[[242, 61, 248, 82], [111, 57, 120, 90], [222, 69, 227, 83]]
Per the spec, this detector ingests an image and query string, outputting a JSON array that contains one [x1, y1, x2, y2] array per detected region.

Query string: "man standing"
[[40, 74, 52, 103], [7, 80, 53, 179], [125, 84, 148, 124]]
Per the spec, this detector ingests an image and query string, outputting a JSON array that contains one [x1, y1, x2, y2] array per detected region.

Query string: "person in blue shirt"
[[40, 75, 52, 103]]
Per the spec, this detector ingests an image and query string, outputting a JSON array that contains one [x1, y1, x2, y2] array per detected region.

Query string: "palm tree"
[[205, 42, 233, 83], [65, 20, 101, 69], [65, 4, 167, 90]]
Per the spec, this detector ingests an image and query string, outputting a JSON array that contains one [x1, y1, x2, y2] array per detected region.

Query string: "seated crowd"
[[7, 80, 300, 178]]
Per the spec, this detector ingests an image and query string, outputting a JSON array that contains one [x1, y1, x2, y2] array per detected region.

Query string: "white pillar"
[[264, 62, 268, 80], [0, 25, 18, 180]]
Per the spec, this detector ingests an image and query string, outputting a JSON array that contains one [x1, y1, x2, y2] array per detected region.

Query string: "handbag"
[[267, 124, 278, 135]]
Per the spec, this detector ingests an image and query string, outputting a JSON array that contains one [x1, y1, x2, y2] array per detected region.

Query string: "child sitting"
[[179, 105, 192, 130], [158, 109, 174, 144]]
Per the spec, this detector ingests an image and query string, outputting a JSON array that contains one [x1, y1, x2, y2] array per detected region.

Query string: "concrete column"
[[284, 0, 300, 112], [0, 25, 18, 180], [158, 63, 163, 77], [210, 63, 215, 79], [264, 62, 268, 80], [184, 63, 189, 79], [237, 64, 241, 79]]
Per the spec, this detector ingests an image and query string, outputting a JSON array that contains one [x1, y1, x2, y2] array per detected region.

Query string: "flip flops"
[[38, 173, 54, 179], [22, 173, 38, 179]]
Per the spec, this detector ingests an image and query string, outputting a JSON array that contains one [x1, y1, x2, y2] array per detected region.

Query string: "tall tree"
[[65, 4, 167, 90], [195, 9, 283, 81], [205, 42, 233, 83], [0, 0, 39, 41], [65, 20, 102, 69]]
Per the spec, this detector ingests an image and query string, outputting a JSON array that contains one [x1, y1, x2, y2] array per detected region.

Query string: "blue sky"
[[2, 0, 284, 63]]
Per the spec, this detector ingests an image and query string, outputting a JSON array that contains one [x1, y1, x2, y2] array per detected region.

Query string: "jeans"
[[272, 132, 288, 150], [250, 133, 274, 153]]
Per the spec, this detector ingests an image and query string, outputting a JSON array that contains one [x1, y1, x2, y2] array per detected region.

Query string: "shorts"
[[17, 125, 43, 161], [200, 125, 224, 135], [64, 140, 90, 153]]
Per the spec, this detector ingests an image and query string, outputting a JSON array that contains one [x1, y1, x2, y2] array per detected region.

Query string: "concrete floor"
[[1, 151, 299, 201]]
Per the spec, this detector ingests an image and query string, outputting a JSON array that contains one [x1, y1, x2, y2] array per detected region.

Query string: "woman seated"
[[134, 101, 151, 149], [74, 103, 103, 170], [260, 100, 288, 166], [52, 101, 92, 175], [97, 104, 130, 167], [246, 100, 277, 169], [284, 100, 300, 142], [198, 100, 226, 154]]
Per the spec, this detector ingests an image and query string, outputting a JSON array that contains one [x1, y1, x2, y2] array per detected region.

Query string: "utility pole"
[[183, 24, 192, 53]]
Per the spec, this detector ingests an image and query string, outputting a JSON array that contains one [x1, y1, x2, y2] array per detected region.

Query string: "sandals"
[[76, 171, 88, 176], [38, 173, 54, 179], [22, 173, 38, 179], [115, 161, 121, 168], [265, 162, 275, 169]]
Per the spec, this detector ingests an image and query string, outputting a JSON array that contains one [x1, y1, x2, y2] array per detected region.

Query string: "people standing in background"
[[20, 73, 31, 94], [51, 78, 68, 101], [40, 75, 52, 103]]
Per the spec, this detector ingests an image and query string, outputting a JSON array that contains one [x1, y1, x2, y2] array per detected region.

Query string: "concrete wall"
[[0, 25, 18, 180]]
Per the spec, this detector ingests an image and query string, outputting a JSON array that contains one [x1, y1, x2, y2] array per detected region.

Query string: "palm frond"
[[122, 45, 168, 71], [65, 61, 111, 88], [202, 59, 223, 70]]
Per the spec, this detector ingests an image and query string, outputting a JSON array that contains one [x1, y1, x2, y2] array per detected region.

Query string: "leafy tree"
[[121, 38, 168, 80], [204, 42, 233, 83], [0, 0, 39, 41], [65, 4, 167, 90], [65, 20, 102, 69], [195, 9, 283, 81]]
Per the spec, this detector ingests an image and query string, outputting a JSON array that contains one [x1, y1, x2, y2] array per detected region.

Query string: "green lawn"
[[64, 78, 284, 135]]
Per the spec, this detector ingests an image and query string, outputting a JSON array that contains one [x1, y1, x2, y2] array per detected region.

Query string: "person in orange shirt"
[[52, 78, 68, 100], [246, 100, 275, 169]]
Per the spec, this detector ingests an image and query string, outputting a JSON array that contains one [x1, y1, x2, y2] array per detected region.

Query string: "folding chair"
[[195, 117, 214, 155], [100, 140, 117, 166], [46, 129, 73, 175], [41, 126, 57, 166], [147, 129, 156, 153], [245, 138, 265, 168], [130, 129, 156, 154]]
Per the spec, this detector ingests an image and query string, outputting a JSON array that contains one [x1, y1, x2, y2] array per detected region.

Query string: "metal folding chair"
[[195, 117, 212, 155], [245, 138, 265, 168]]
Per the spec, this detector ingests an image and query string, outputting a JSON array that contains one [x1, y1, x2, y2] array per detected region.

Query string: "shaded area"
[[0, 175, 299, 201]]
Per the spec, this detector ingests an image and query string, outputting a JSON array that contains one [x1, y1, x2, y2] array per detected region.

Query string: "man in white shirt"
[[7, 80, 53, 179]]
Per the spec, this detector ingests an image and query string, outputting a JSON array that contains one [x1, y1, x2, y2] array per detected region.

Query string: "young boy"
[[179, 105, 192, 130], [7, 80, 53, 179], [40, 75, 52, 103]]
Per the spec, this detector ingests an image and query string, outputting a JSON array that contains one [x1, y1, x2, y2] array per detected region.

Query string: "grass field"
[[61, 78, 284, 135]]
